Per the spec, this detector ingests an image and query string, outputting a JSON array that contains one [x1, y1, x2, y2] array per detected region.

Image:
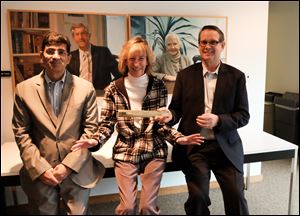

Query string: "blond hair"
[[118, 36, 154, 75]]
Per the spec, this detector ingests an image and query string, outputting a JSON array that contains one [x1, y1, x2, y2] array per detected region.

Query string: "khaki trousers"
[[20, 167, 90, 215]]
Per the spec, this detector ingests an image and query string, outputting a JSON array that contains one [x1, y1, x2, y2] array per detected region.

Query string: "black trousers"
[[181, 140, 249, 215]]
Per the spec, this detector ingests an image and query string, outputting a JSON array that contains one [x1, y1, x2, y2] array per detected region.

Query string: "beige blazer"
[[12, 70, 105, 188]]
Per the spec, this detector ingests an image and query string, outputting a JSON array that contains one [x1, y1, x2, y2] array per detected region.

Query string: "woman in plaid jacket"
[[72, 36, 204, 215]]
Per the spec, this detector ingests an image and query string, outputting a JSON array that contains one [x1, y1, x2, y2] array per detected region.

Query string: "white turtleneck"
[[124, 73, 149, 128]]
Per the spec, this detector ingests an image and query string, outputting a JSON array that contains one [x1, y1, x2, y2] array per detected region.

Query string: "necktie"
[[81, 52, 92, 82]]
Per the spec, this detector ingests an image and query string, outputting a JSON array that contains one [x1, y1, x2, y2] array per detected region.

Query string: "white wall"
[[1, 1, 268, 204]]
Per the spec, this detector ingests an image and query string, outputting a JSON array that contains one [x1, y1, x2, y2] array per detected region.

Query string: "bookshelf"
[[8, 11, 50, 86]]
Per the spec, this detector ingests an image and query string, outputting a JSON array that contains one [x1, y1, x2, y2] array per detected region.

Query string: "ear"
[[39, 51, 45, 63], [66, 54, 72, 65], [221, 41, 226, 49]]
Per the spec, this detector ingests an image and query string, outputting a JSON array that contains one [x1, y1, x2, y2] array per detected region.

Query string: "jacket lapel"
[[57, 72, 74, 130], [212, 63, 226, 113], [196, 64, 205, 114], [72, 50, 80, 76], [35, 71, 58, 127], [91, 45, 97, 81]]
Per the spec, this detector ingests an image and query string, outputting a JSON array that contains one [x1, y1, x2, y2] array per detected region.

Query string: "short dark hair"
[[198, 25, 225, 44], [41, 31, 71, 54]]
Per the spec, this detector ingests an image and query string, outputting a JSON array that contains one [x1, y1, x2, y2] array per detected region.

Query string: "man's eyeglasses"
[[199, 40, 221, 47], [44, 48, 68, 56]]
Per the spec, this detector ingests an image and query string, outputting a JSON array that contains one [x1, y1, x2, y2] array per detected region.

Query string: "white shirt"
[[201, 63, 220, 140], [124, 73, 149, 128]]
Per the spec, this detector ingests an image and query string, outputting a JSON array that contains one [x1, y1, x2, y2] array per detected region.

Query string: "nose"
[[133, 60, 140, 66], [52, 51, 60, 59]]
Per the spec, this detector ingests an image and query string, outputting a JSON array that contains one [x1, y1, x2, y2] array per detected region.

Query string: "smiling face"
[[72, 26, 90, 51], [166, 34, 180, 56], [126, 44, 148, 77], [40, 43, 71, 81], [198, 29, 225, 66]]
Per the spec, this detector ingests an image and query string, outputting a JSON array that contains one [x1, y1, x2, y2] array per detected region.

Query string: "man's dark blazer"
[[67, 44, 121, 90], [169, 62, 250, 173]]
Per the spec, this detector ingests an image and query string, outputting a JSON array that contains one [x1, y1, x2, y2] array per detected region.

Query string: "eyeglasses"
[[199, 40, 221, 47], [44, 48, 68, 56]]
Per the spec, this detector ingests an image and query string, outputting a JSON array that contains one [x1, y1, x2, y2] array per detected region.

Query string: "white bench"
[[1, 128, 298, 214]]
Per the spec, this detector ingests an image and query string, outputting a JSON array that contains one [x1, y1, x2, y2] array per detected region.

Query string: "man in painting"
[[67, 23, 121, 92]]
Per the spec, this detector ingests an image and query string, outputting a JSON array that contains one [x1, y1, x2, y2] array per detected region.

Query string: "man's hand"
[[39, 168, 60, 186], [196, 113, 219, 129], [52, 164, 72, 183], [71, 139, 98, 152], [154, 107, 173, 123], [176, 134, 205, 145]]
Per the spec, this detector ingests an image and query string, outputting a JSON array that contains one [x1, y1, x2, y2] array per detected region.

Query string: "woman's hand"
[[154, 107, 173, 123], [164, 75, 176, 81], [176, 134, 205, 145], [71, 139, 98, 152]]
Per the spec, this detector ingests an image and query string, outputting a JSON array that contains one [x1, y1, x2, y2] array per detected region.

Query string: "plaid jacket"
[[96, 75, 184, 164]]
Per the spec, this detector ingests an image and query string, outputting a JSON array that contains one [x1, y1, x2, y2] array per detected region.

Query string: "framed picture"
[[8, 10, 127, 96], [129, 15, 228, 93]]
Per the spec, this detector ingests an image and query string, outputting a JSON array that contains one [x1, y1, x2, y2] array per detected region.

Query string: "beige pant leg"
[[59, 177, 91, 215], [139, 158, 166, 215], [114, 161, 139, 215], [19, 167, 60, 215]]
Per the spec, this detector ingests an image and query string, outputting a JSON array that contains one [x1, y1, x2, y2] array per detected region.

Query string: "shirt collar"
[[45, 70, 66, 84], [79, 44, 92, 58], [202, 62, 220, 77]]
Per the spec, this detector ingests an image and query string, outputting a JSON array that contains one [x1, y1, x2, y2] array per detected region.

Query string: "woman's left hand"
[[176, 134, 205, 145], [71, 139, 98, 152]]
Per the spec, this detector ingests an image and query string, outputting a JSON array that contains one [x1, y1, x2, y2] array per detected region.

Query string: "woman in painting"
[[152, 33, 191, 82]]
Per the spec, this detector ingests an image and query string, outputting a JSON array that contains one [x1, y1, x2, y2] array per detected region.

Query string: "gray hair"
[[165, 33, 181, 46], [70, 23, 90, 36]]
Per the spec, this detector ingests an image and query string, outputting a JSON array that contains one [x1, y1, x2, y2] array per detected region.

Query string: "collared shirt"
[[45, 71, 66, 116], [201, 63, 220, 140]]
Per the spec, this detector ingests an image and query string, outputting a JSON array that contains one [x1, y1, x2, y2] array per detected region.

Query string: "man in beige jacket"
[[12, 32, 105, 215]]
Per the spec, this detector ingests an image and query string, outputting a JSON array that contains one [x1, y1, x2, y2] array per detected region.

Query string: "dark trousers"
[[182, 140, 249, 215]]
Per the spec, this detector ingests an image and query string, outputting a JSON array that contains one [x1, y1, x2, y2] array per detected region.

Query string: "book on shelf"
[[15, 62, 43, 82], [22, 32, 33, 53], [10, 12, 31, 28], [10, 12, 49, 29], [10, 11, 50, 54], [32, 34, 44, 53], [21, 12, 31, 28], [12, 31, 23, 53], [38, 13, 49, 28], [12, 31, 48, 54]]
